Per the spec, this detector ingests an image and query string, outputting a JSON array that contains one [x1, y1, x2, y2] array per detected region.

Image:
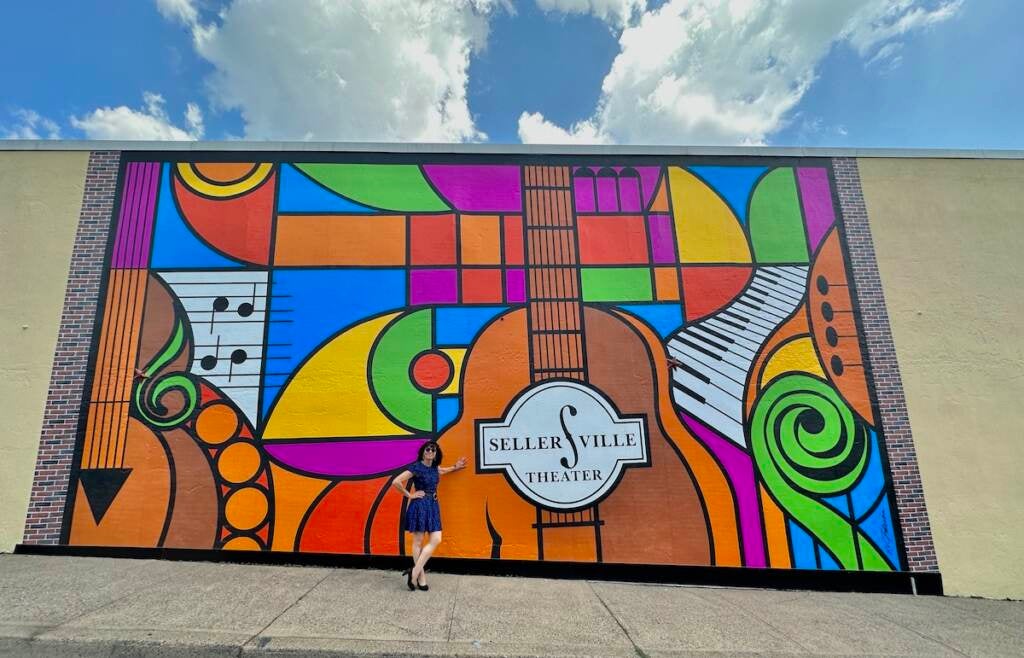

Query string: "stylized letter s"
[[559, 405, 579, 469]]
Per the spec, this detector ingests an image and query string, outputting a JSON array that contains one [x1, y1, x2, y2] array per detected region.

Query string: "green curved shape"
[[133, 317, 198, 428], [295, 164, 449, 212], [370, 309, 433, 431], [751, 374, 891, 571], [749, 168, 809, 263]]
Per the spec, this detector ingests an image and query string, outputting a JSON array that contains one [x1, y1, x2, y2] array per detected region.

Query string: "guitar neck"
[[523, 166, 586, 383]]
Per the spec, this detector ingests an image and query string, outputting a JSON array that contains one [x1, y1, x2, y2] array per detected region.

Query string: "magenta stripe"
[[125, 162, 146, 268], [112, 164, 138, 267], [124, 163, 145, 267], [132, 163, 157, 267], [680, 411, 767, 568], [112, 163, 159, 268], [136, 162, 159, 267], [797, 168, 836, 254]]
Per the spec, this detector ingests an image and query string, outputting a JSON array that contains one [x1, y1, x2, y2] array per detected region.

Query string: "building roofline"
[[1, 139, 1022, 159]]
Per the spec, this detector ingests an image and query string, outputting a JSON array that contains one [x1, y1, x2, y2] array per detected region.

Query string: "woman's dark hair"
[[417, 441, 443, 468]]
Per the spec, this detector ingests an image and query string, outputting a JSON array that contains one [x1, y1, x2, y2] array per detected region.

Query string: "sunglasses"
[[424, 446, 437, 452]]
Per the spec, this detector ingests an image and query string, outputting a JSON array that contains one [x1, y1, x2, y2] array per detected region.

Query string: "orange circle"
[[222, 536, 261, 551], [217, 442, 261, 484], [195, 404, 239, 445], [411, 351, 453, 392], [193, 162, 259, 183], [224, 487, 268, 531]]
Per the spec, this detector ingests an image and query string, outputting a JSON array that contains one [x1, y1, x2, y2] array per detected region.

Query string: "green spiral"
[[751, 374, 890, 570], [133, 317, 198, 429]]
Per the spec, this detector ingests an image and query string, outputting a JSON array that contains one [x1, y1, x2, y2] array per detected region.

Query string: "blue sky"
[[1, 0, 1020, 148]]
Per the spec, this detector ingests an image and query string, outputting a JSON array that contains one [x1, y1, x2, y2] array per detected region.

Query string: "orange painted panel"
[[577, 215, 649, 264], [274, 214, 406, 265]]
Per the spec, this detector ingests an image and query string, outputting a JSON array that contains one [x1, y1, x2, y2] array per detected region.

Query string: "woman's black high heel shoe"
[[417, 568, 429, 591], [403, 568, 415, 591]]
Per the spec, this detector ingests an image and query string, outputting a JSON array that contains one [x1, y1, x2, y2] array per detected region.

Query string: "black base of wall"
[[15, 543, 942, 596]]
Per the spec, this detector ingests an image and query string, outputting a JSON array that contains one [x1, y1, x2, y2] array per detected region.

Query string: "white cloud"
[[534, 0, 647, 28], [1, 109, 61, 140], [155, 0, 199, 26], [162, 0, 506, 142], [517, 111, 611, 144], [520, 0, 961, 145], [71, 92, 204, 140]]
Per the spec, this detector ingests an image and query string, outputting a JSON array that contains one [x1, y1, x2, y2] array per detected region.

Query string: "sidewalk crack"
[[446, 574, 461, 641], [587, 581, 648, 658], [240, 569, 332, 653]]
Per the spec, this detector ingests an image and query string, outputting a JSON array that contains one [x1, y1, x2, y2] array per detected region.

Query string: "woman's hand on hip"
[[409, 490, 426, 499]]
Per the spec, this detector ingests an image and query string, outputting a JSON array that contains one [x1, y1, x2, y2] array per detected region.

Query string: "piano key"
[[671, 369, 742, 418], [667, 341, 746, 393], [704, 318, 762, 351], [689, 325, 756, 360], [683, 329, 753, 370], [671, 389, 745, 443]]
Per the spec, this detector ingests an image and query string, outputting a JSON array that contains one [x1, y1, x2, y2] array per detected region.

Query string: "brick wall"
[[832, 157, 939, 572], [22, 151, 121, 545]]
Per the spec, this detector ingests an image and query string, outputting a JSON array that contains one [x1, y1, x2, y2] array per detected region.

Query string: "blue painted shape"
[[151, 164, 242, 268], [788, 520, 817, 569], [616, 303, 683, 338], [261, 269, 406, 417], [435, 306, 508, 346], [435, 396, 460, 432], [859, 493, 901, 569], [851, 430, 886, 519], [278, 164, 377, 213], [822, 494, 851, 518], [817, 544, 841, 570], [688, 166, 767, 225]]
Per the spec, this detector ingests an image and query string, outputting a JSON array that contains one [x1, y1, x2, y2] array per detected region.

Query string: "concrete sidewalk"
[[0, 555, 1020, 657]]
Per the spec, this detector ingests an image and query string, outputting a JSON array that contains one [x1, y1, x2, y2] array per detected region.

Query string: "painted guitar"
[[434, 166, 741, 565]]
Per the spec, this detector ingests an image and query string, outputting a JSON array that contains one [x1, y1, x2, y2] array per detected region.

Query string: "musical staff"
[[157, 271, 278, 425]]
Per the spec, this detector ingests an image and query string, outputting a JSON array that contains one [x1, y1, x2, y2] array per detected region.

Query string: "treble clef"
[[559, 404, 579, 470]]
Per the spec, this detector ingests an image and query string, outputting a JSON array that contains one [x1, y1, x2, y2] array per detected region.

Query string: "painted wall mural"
[[65, 155, 904, 572]]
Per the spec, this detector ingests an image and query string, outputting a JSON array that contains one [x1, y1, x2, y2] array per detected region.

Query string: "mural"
[[64, 156, 904, 572]]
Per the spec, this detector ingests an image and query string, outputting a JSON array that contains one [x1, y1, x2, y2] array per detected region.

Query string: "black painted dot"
[[826, 327, 839, 347], [821, 302, 834, 322], [817, 275, 829, 294], [213, 296, 230, 312], [200, 355, 218, 370], [230, 349, 248, 365], [798, 409, 826, 434], [831, 355, 845, 376], [237, 302, 254, 317]]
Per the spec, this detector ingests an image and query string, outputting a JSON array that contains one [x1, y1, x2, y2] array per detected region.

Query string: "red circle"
[[411, 351, 453, 392]]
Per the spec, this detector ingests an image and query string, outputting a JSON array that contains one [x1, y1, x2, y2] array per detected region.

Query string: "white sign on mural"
[[477, 381, 649, 510]]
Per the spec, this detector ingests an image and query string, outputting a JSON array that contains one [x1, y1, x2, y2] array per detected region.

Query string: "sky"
[[1, 0, 1021, 148]]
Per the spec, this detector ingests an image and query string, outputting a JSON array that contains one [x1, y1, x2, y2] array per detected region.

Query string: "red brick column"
[[832, 157, 938, 572], [22, 151, 121, 545]]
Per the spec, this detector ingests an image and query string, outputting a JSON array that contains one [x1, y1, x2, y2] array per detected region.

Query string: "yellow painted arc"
[[176, 162, 274, 198], [262, 313, 412, 439], [668, 167, 751, 263], [759, 336, 825, 389], [439, 348, 467, 395]]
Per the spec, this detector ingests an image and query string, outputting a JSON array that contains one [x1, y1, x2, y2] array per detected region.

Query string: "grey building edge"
[[2, 139, 1023, 159]]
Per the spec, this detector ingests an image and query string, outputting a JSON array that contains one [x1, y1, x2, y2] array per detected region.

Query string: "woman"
[[391, 441, 466, 591]]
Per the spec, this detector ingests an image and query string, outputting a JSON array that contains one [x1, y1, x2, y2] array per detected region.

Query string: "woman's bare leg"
[[411, 531, 442, 584], [410, 533, 423, 570]]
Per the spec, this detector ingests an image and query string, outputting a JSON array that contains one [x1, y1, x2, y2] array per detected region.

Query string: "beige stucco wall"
[[859, 158, 1024, 599], [0, 151, 88, 551]]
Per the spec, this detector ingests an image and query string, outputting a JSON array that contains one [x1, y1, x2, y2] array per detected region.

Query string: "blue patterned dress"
[[404, 461, 442, 533]]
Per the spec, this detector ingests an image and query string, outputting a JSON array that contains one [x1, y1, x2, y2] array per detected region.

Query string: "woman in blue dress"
[[391, 441, 466, 591]]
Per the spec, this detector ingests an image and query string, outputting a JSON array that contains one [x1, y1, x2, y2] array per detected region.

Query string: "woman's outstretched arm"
[[439, 457, 467, 475]]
